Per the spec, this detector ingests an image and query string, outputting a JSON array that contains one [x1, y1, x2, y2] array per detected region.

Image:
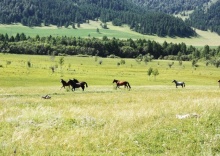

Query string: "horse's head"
[[113, 79, 118, 83], [172, 80, 177, 83], [218, 80, 220, 83]]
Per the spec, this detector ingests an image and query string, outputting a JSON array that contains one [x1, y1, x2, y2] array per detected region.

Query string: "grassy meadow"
[[0, 53, 220, 155], [1, 21, 220, 47]]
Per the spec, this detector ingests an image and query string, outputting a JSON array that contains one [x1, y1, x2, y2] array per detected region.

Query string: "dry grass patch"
[[0, 85, 219, 155]]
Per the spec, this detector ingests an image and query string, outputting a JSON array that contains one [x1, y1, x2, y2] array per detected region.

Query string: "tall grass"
[[0, 86, 219, 155], [0, 54, 219, 155]]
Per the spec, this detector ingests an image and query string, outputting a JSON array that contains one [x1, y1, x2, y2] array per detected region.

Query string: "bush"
[[58, 53, 67, 56], [107, 54, 120, 58], [120, 59, 126, 65], [164, 55, 177, 60], [27, 61, 31, 68], [75, 54, 91, 57]]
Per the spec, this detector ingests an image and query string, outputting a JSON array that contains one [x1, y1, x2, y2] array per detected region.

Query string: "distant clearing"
[[0, 21, 219, 47]]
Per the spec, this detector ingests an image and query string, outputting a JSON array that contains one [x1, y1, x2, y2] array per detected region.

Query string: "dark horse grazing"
[[60, 79, 71, 90], [113, 79, 131, 90], [172, 80, 185, 88], [218, 80, 220, 88], [68, 79, 88, 91]]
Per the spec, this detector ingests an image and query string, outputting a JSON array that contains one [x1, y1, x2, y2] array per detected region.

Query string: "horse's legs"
[[82, 85, 85, 91], [126, 84, 129, 89], [125, 84, 128, 89], [72, 87, 75, 91], [117, 85, 120, 89], [60, 86, 64, 90]]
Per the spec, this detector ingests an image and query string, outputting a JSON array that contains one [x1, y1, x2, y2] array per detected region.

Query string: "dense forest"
[[131, 0, 220, 35], [0, 0, 195, 37], [186, 0, 220, 35], [131, 0, 211, 14], [1, 33, 220, 67]]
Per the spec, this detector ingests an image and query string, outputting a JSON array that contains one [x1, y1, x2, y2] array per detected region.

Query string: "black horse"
[[113, 79, 131, 90], [172, 80, 185, 88], [60, 79, 71, 90], [68, 79, 88, 91], [72, 78, 88, 88]]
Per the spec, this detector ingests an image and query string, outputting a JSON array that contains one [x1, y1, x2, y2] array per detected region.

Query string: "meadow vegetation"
[[1, 21, 220, 47], [0, 54, 219, 155]]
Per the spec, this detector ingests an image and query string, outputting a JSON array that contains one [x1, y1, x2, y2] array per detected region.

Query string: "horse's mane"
[[73, 78, 79, 83]]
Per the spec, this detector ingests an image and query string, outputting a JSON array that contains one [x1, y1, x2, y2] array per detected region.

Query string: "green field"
[[0, 53, 219, 86], [1, 21, 220, 47], [0, 54, 219, 155]]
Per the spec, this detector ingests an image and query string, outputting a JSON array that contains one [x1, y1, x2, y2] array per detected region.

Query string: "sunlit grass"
[[0, 54, 219, 155], [0, 85, 219, 155], [0, 54, 219, 87]]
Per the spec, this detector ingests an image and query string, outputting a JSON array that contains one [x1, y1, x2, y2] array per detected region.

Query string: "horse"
[[68, 79, 88, 91], [72, 78, 88, 88], [60, 79, 71, 90], [113, 79, 131, 90], [218, 80, 220, 88], [172, 80, 185, 88]]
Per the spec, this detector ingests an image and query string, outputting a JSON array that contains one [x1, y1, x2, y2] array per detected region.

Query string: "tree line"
[[0, 0, 195, 37], [0, 33, 220, 66]]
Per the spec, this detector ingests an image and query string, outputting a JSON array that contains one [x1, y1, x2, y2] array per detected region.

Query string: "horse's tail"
[[127, 82, 131, 89], [183, 82, 185, 87], [84, 82, 88, 87]]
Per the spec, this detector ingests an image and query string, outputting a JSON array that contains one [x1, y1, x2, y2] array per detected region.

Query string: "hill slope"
[[131, 0, 220, 35], [0, 0, 195, 37], [130, 0, 211, 14], [1, 21, 219, 46], [186, 0, 220, 35]]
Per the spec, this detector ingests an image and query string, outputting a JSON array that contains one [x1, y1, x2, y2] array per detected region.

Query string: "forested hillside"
[[186, 1, 220, 35], [0, 0, 195, 37], [131, 0, 220, 35], [131, 0, 211, 14]]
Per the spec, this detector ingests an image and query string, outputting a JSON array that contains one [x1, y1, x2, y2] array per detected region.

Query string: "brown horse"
[[113, 79, 131, 90], [60, 79, 71, 90], [68, 79, 88, 91]]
